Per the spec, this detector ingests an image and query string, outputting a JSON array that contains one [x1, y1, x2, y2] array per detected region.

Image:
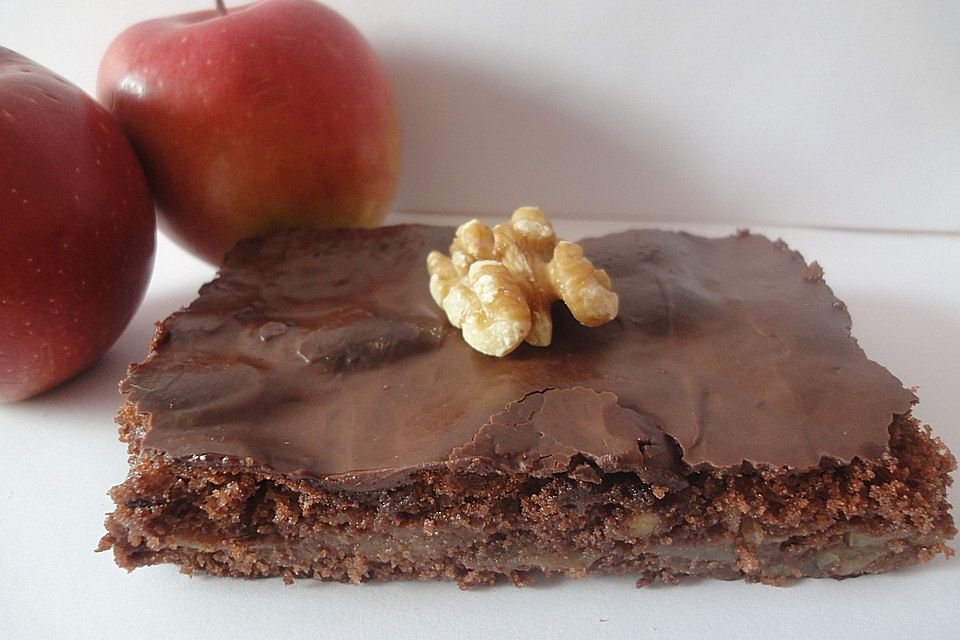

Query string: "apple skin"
[[97, 0, 401, 264], [0, 47, 156, 402]]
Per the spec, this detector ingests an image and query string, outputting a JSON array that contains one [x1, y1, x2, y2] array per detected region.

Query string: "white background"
[[1, 2, 959, 639], [3, 0, 959, 230]]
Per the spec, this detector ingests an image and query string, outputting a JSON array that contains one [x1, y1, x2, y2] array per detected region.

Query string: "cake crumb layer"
[[102, 414, 955, 587]]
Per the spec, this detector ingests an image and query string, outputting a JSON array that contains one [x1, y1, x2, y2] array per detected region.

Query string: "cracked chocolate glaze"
[[450, 387, 684, 483], [122, 225, 915, 489]]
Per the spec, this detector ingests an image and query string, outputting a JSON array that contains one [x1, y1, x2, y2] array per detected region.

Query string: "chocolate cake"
[[100, 224, 956, 587]]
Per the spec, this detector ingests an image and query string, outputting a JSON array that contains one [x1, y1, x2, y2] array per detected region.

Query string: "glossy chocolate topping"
[[123, 225, 914, 488]]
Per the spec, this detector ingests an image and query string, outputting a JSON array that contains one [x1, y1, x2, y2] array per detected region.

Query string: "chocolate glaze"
[[123, 225, 915, 489], [449, 387, 685, 486]]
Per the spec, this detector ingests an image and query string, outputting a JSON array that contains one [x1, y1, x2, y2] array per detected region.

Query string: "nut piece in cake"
[[427, 207, 619, 356]]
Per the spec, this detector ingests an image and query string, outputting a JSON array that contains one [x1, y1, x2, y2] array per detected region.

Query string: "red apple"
[[0, 47, 156, 402], [98, 0, 400, 264]]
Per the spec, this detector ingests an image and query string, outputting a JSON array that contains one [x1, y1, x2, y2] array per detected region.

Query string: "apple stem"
[[216, 0, 227, 15]]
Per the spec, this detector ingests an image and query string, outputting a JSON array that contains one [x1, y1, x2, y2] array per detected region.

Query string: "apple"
[[0, 47, 156, 402], [98, 0, 401, 264]]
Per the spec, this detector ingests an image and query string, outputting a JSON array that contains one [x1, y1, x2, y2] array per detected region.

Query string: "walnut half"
[[427, 207, 619, 356]]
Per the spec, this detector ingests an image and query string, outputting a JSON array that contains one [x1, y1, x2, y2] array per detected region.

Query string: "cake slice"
[[100, 225, 956, 587]]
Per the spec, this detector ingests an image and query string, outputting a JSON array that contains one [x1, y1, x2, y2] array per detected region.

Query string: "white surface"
[[1, 215, 959, 639], [2, 1, 959, 231]]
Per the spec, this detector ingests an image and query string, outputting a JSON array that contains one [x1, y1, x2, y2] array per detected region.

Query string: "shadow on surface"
[[380, 43, 746, 223]]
